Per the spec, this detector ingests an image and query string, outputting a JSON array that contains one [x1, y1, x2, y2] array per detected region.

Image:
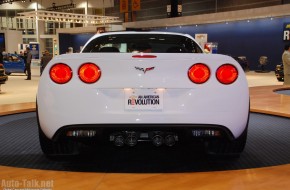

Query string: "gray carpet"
[[275, 90, 290, 96], [0, 112, 290, 173]]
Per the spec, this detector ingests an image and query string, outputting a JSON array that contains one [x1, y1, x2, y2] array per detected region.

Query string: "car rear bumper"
[[51, 123, 238, 144], [38, 97, 250, 141], [38, 83, 249, 140]]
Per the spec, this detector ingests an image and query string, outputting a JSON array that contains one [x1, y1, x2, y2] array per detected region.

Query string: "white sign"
[[195, 33, 208, 48], [125, 89, 163, 110], [283, 23, 290, 41]]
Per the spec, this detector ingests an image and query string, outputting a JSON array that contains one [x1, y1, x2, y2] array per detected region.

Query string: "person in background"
[[40, 50, 52, 75], [131, 43, 152, 53], [19, 51, 24, 59], [66, 47, 73, 54], [25, 47, 32, 80], [282, 44, 290, 85], [0, 48, 3, 64], [21, 50, 27, 74]]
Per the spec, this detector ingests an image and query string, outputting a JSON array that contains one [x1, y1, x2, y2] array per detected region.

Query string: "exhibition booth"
[[1, 1, 290, 190], [58, 15, 290, 71]]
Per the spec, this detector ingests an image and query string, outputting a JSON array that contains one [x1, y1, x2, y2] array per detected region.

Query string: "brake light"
[[132, 55, 157, 58], [216, 64, 238, 84], [50, 63, 72, 84], [78, 63, 101, 83], [188, 63, 210, 84]]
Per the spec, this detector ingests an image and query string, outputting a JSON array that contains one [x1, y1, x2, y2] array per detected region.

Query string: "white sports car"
[[37, 31, 249, 157]]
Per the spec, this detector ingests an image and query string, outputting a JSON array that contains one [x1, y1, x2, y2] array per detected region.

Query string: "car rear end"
[[37, 32, 249, 157]]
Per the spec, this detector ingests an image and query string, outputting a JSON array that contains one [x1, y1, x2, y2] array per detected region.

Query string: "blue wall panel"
[[0, 33, 5, 52], [59, 33, 94, 54], [58, 16, 290, 70], [72, 34, 94, 52], [59, 33, 73, 54], [155, 17, 290, 70]]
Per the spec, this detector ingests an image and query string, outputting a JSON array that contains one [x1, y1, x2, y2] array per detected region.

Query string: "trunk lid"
[[52, 53, 240, 89]]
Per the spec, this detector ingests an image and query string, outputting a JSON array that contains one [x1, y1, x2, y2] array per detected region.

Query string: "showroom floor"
[[0, 67, 283, 105], [1, 112, 290, 173], [0, 67, 290, 190]]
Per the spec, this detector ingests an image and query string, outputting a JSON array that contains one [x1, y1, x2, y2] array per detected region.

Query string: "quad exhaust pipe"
[[164, 135, 176, 147], [152, 134, 164, 147], [125, 132, 138, 146], [110, 131, 177, 147], [114, 135, 125, 147]]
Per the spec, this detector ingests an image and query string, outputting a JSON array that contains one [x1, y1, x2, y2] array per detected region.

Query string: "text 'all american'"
[[128, 95, 160, 105]]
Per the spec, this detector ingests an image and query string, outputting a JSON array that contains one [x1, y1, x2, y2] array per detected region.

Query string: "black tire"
[[205, 127, 248, 157], [5, 72, 11, 75], [38, 124, 79, 157], [205, 109, 250, 158], [36, 103, 79, 158]]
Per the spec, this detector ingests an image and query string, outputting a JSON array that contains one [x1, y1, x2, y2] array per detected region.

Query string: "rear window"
[[82, 34, 203, 53]]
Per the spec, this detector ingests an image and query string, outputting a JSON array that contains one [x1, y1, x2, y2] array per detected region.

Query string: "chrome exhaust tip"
[[152, 135, 164, 147], [125, 132, 138, 146], [114, 135, 125, 147], [164, 135, 176, 146]]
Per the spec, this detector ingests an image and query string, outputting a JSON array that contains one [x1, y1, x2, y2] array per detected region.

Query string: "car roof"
[[92, 31, 192, 39], [82, 31, 196, 53]]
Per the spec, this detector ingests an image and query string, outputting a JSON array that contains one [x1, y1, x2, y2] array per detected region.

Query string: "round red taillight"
[[50, 63, 72, 84], [216, 64, 238, 84], [188, 63, 210, 84], [78, 63, 101, 83]]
